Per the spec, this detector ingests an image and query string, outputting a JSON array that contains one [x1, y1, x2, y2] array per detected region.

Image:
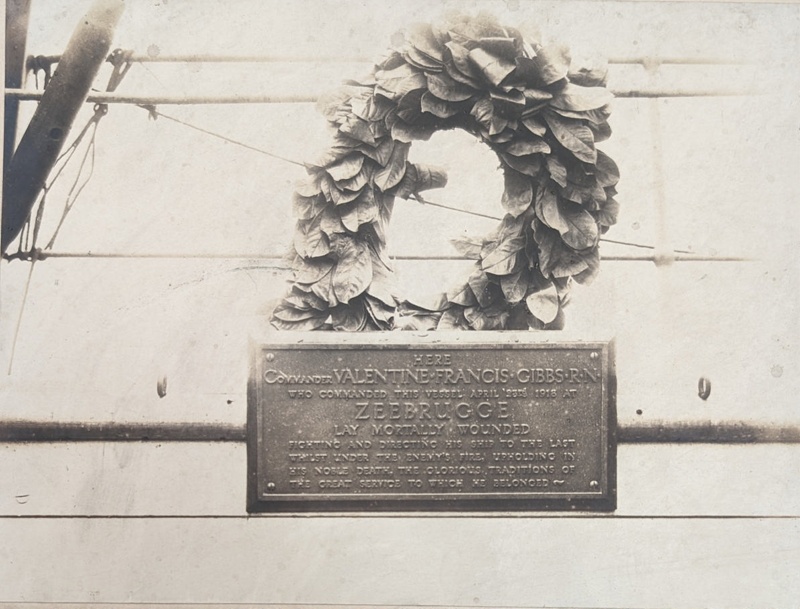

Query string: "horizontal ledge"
[[3, 251, 752, 263], [31, 52, 751, 66], [4, 88, 757, 105], [0, 421, 247, 442], [1, 420, 798, 444]]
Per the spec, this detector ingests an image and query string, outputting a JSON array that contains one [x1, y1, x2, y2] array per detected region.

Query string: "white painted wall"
[[1, 1, 798, 606]]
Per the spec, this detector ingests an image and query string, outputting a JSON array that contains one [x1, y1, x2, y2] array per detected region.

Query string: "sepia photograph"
[[1, 0, 798, 607]]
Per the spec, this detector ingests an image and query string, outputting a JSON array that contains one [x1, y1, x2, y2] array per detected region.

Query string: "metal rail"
[[30, 52, 750, 66], [1, 419, 797, 444], [4, 88, 758, 105], [2, 251, 752, 263]]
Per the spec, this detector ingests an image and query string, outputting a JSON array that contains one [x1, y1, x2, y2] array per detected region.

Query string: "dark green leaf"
[[501, 169, 533, 217], [525, 281, 559, 324], [390, 163, 448, 199], [489, 88, 526, 114], [292, 192, 322, 220], [445, 41, 483, 80], [339, 115, 377, 146], [595, 196, 620, 227], [487, 129, 515, 144], [373, 142, 409, 190], [339, 187, 378, 232], [446, 278, 479, 307], [449, 235, 484, 259], [500, 152, 542, 177], [310, 265, 339, 306], [336, 164, 370, 192], [546, 156, 568, 187], [391, 119, 436, 143], [468, 47, 516, 86], [550, 104, 611, 125], [535, 182, 564, 231], [559, 199, 599, 250], [505, 137, 550, 156], [405, 290, 449, 312], [396, 89, 426, 123], [551, 83, 613, 112], [544, 111, 596, 163], [294, 213, 331, 258], [366, 254, 396, 308], [574, 248, 600, 285], [443, 59, 483, 89], [350, 94, 392, 122], [295, 176, 321, 197], [330, 234, 373, 303], [534, 221, 589, 279], [481, 232, 524, 276], [271, 313, 328, 332], [464, 306, 509, 330], [311, 143, 357, 169], [595, 150, 620, 187], [294, 256, 334, 284], [364, 295, 395, 330], [358, 138, 394, 166], [272, 301, 323, 323], [468, 268, 495, 307], [426, 72, 475, 101], [375, 64, 427, 100], [501, 270, 528, 304], [420, 91, 460, 118], [395, 308, 441, 331], [532, 44, 571, 85], [437, 307, 468, 330], [477, 37, 519, 60], [470, 98, 508, 135], [321, 175, 361, 205], [568, 56, 609, 87], [405, 46, 443, 72], [521, 116, 547, 136], [315, 88, 353, 121], [590, 120, 612, 142], [326, 154, 364, 182], [331, 301, 368, 331], [408, 22, 444, 62], [319, 204, 346, 235]]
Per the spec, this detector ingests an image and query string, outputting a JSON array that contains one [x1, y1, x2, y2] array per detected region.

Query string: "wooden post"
[[3, 0, 31, 181], [1, 0, 125, 253]]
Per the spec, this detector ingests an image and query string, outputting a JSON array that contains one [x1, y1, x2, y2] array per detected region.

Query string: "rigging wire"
[[5, 52, 133, 374], [138, 105, 306, 168], [128, 103, 694, 255]]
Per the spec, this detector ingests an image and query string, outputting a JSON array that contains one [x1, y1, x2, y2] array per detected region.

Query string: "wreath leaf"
[[525, 281, 560, 324], [373, 142, 410, 190], [501, 169, 534, 217], [330, 235, 373, 303], [426, 72, 476, 101], [275, 15, 619, 333], [544, 111, 597, 163], [551, 83, 614, 112]]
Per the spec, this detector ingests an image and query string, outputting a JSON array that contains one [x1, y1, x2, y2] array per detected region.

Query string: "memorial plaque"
[[247, 333, 616, 512]]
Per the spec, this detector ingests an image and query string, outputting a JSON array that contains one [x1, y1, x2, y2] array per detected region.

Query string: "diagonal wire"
[[45, 121, 99, 249], [138, 105, 307, 168], [134, 104, 691, 255]]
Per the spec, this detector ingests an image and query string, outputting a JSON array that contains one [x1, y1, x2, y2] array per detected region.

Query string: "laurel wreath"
[[271, 13, 620, 332]]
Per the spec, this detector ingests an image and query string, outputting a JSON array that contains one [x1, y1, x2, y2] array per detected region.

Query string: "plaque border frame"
[[247, 333, 616, 514]]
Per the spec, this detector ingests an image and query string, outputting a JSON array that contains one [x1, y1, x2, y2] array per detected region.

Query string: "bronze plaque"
[[247, 334, 616, 512]]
